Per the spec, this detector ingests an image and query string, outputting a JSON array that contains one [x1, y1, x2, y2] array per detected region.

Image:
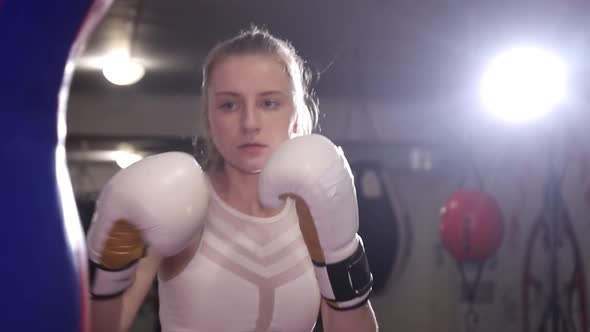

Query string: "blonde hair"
[[197, 26, 319, 170]]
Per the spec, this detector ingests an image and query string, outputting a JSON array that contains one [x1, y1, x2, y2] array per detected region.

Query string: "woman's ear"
[[292, 100, 307, 136], [203, 107, 213, 137], [290, 111, 302, 137], [293, 118, 300, 135]]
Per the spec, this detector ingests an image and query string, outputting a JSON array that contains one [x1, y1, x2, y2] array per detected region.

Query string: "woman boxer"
[[88, 27, 378, 332]]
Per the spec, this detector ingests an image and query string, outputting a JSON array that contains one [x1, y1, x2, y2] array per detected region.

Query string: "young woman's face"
[[207, 54, 299, 174]]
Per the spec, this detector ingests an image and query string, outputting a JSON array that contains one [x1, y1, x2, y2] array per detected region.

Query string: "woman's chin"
[[227, 158, 266, 174]]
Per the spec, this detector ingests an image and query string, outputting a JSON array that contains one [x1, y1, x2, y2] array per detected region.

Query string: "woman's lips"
[[238, 143, 266, 154]]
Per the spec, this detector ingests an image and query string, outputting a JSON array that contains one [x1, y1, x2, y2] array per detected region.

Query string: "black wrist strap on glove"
[[89, 259, 139, 300], [314, 239, 373, 310]]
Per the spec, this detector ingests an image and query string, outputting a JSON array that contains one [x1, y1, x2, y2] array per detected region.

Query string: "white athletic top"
[[158, 184, 321, 332]]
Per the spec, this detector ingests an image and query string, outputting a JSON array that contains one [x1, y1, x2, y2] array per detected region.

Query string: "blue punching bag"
[[0, 1, 111, 330]]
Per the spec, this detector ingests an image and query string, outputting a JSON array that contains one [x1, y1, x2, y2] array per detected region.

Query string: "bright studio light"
[[102, 51, 145, 86], [480, 47, 567, 122], [111, 150, 143, 169]]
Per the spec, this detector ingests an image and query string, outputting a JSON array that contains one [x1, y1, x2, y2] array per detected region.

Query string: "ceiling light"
[[102, 50, 145, 86], [480, 46, 567, 122]]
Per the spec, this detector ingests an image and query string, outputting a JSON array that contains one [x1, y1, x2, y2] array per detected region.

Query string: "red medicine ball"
[[440, 190, 505, 262]]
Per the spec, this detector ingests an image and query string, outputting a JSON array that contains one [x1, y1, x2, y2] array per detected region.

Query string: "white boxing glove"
[[259, 134, 373, 310], [86, 152, 209, 299]]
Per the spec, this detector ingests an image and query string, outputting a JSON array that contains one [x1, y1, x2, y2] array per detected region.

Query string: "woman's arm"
[[321, 299, 378, 332], [91, 255, 161, 332]]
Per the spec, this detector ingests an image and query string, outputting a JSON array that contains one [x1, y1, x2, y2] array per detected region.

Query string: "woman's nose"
[[240, 104, 262, 133]]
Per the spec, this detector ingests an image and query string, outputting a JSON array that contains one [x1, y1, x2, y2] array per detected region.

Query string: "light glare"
[[480, 47, 567, 122], [102, 51, 145, 86], [112, 150, 143, 169]]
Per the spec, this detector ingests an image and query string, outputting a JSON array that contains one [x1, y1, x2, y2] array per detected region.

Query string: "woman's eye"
[[262, 99, 279, 109], [219, 101, 237, 111]]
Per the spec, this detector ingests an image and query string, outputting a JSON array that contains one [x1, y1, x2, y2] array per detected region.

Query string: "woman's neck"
[[209, 165, 281, 217]]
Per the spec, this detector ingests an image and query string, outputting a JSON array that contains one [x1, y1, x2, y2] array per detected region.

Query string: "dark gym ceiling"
[[71, 0, 590, 102]]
